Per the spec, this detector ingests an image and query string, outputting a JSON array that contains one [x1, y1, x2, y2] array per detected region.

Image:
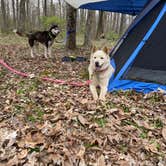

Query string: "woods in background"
[[0, 0, 134, 49]]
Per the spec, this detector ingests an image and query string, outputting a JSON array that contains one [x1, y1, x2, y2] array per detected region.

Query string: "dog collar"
[[48, 32, 55, 39], [95, 66, 109, 72]]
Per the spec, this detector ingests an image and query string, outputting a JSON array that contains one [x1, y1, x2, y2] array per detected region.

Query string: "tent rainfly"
[[65, 0, 166, 93]]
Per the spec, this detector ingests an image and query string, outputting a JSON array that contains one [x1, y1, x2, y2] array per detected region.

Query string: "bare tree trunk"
[[83, 10, 96, 47], [58, 0, 62, 18], [26, 0, 30, 30], [65, 3, 77, 50], [105, 12, 110, 34], [6, 0, 10, 27], [43, 0, 47, 16], [96, 11, 105, 39], [12, 0, 16, 28], [16, 0, 19, 27], [19, 0, 26, 31], [0, 0, 8, 32], [109, 13, 113, 30], [119, 14, 126, 34], [129, 15, 134, 25], [115, 13, 120, 33], [37, 0, 40, 27], [80, 9, 86, 29], [50, 0, 54, 16], [62, 1, 66, 19], [112, 13, 117, 31]]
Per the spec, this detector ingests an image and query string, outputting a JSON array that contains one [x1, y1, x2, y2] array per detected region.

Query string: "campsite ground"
[[0, 34, 166, 165]]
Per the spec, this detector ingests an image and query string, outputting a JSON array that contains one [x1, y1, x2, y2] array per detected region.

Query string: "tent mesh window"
[[112, 2, 164, 76], [124, 12, 166, 85]]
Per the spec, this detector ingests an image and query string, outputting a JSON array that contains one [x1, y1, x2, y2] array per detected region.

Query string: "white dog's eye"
[[94, 57, 96, 59], [101, 57, 104, 59]]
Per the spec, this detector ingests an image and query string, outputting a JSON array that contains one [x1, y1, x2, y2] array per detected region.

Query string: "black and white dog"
[[14, 24, 60, 58]]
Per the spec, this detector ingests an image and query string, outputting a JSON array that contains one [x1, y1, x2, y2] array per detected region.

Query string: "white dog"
[[88, 46, 115, 100]]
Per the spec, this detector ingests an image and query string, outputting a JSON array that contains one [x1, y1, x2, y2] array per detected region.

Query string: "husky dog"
[[88, 46, 115, 100], [13, 24, 60, 58]]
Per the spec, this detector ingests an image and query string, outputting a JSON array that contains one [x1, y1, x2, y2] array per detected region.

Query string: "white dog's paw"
[[99, 96, 106, 101], [93, 96, 98, 101]]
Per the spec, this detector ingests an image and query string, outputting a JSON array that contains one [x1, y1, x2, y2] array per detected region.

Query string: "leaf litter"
[[0, 42, 166, 165]]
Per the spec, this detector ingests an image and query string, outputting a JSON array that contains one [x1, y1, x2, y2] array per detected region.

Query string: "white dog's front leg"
[[44, 46, 48, 58], [90, 84, 98, 100], [99, 86, 107, 101]]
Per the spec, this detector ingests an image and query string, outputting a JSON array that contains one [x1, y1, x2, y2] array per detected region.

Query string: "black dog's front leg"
[[48, 47, 52, 58], [44, 45, 48, 58]]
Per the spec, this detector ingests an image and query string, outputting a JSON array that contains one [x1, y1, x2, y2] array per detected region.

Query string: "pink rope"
[[0, 59, 91, 87]]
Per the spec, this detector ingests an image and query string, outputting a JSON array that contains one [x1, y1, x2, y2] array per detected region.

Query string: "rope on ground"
[[0, 59, 91, 87]]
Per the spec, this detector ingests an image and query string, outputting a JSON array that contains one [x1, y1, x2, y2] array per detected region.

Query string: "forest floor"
[[0, 34, 166, 166]]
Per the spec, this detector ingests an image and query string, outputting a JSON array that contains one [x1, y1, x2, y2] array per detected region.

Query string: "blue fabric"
[[108, 58, 166, 93], [108, 80, 166, 94], [80, 0, 149, 15], [108, 58, 166, 94], [107, 3, 166, 94], [109, 58, 116, 82], [114, 3, 166, 81]]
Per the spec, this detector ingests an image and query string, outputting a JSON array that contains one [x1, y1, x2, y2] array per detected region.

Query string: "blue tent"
[[65, 0, 166, 93], [65, 0, 150, 15]]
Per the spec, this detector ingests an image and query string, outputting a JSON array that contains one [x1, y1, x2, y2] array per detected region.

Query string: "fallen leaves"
[[97, 155, 106, 166], [162, 126, 166, 141], [77, 115, 89, 126], [17, 149, 28, 160], [0, 42, 166, 165]]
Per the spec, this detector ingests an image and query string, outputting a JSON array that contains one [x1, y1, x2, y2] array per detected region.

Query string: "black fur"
[[28, 25, 59, 47], [15, 24, 60, 58]]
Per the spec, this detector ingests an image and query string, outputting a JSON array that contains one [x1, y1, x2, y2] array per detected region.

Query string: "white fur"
[[30, 48, 34, 58], [44, 47, 48, 58], [44, 45, 52, 58], [13, 29, 17, 33], [88, 49, 115, 100], [48, 47, 52, 58], [51, 29, 60, 35]]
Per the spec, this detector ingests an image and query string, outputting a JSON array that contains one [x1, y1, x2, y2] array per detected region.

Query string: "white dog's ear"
[[103, 46, 108, 54], [91, 45, 97, 53]]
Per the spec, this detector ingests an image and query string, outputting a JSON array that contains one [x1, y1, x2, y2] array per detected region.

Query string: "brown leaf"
[[77, 145, 86, 158], [117, 160, 130, 166], [77, 115, 88, 126], [162, 126, 166, 141], [18, 149, 28, 159], [144, 142, 158, 153], [107, 133, 122, 143], [80, 98, 88, 104], [41, 121, 63, 136], [78, 159, 87, 166], [18, 131, 45, 148], [97, 155, 106, 166], [5, 156, 19, 166]]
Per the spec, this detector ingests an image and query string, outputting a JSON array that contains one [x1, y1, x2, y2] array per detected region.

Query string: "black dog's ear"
[[51, 23, 55, 26], [53, 23, 58, 27], [49, 24, 58, 30], [91, 45, 97, 53]]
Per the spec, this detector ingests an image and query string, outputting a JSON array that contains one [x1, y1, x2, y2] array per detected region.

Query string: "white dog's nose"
[[95, 62, 100, 67]]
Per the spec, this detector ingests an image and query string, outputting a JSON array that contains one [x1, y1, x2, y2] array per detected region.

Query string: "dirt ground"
[[0, 35, 166, 165]]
